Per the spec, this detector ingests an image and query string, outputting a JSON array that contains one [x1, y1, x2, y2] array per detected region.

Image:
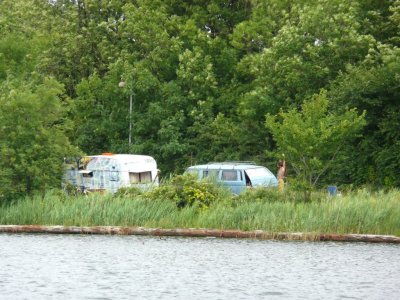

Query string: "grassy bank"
[[0, 188, 399, 236]]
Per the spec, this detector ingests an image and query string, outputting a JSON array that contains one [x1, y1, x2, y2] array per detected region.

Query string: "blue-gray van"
[[186, 162, 278, 194]]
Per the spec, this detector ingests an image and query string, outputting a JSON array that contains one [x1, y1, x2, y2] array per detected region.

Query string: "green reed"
[[0, 188, 399, 236]]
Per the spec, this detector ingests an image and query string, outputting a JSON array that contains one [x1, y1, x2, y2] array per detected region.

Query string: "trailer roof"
[[87, 154, 156, 164]]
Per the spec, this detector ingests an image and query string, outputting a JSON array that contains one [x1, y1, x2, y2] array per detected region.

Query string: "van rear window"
[[245, 167, 272, 178], [222, 170, 238, 181]]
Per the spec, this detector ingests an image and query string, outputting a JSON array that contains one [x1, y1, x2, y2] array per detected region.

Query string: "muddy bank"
[[0, 225, 399, 243]]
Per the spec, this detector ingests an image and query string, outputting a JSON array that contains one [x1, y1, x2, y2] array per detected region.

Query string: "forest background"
[[0, 0, 399, 202]]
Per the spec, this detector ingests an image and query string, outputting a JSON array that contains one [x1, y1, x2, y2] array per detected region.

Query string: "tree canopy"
[[266, 90, 366, 196], [1, 0, 400, 201]]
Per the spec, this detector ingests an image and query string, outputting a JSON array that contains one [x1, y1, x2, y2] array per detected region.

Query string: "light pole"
[[118, 80, 133, 148]]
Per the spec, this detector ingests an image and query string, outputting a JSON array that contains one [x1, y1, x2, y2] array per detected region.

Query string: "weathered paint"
[[63, 154, 159, 193], [0, 225, 399, 243]]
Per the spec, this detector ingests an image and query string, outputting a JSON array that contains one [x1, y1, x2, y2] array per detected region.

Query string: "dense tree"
[[1, 0, 400, 200], [266, 91, 366, 198], [328, 45, 400, 187], [0, 0, 78, 202], [0, 78, 77, 202]]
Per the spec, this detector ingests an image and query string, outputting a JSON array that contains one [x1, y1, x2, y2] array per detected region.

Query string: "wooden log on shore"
[[0, 225, 399, 243]]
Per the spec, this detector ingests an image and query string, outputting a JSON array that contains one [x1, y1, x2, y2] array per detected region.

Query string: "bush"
[[62, 183, 84, 197], [113, 186, 144, 199], [235, 186, 326, 205], [235, 187, 283, 204], [144, 174, 223, 209]]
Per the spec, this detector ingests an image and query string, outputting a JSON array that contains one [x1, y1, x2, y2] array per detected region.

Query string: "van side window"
[[203, 170, 218, 179], [222, 170, 237, 181]]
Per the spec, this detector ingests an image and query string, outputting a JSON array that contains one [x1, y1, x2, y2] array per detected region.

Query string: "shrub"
[[144, 174, 223, 209], [235, 187, 283, 204], [62, 182, 84, 197], [235, 186, 326, 205], [113, 186, 144, 199]]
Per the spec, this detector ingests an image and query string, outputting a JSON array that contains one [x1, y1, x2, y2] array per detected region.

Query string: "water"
[[0, 234, 399, 300]]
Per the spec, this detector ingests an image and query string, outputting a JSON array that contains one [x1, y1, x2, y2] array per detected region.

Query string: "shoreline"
[[0, 225, 399, 243]]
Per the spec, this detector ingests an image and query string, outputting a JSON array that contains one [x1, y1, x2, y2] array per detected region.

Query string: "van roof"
[[187, 162, 264, 170]]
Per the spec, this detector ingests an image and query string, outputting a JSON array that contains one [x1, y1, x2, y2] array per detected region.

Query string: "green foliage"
[[145, 174, 223, 210], [236, 186, 326, 205], [328, 45, 400, 187], [1, 188, 400, 236], [236, 187, 285, 204], [62, 182, 83, 197], [266, 90, 366, 197], [238, 0, 374, 108], [0, 78, 78, 202], [2, 0, 400, 200], [192, 113, 242, 163], [113, 186, 144, 199]]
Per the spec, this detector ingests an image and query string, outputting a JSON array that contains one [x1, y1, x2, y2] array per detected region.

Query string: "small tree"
[[0, 78, 78, 203], [265, 90, 365, 199]]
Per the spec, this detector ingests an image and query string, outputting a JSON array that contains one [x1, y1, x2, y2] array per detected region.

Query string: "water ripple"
[[0, 234, 399, 299]]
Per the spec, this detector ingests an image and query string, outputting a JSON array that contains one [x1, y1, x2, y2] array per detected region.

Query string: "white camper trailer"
[[64, 154, 159, 194]]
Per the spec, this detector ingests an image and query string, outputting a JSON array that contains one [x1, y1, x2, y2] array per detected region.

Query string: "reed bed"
[[0, 188, 399, 236]]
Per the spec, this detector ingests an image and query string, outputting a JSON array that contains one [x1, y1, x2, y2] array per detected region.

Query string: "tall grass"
[[0, 188, 399, 236]]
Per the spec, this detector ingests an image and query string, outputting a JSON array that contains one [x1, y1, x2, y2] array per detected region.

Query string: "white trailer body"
[[64, 154, 159, 193]]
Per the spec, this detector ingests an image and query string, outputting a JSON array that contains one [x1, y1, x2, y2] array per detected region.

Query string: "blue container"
[[327, 186, 337, 196]]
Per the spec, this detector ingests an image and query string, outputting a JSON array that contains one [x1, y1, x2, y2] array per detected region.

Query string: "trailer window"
[[80, 171, 93, 178], [129, 172, 152, 184], [110, 171, 119, 181]]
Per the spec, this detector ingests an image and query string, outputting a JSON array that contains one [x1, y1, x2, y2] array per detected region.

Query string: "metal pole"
[[129, 93, 132, 147]]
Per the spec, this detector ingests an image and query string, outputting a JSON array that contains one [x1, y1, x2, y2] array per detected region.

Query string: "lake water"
[[0, 234, 399, 299]]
